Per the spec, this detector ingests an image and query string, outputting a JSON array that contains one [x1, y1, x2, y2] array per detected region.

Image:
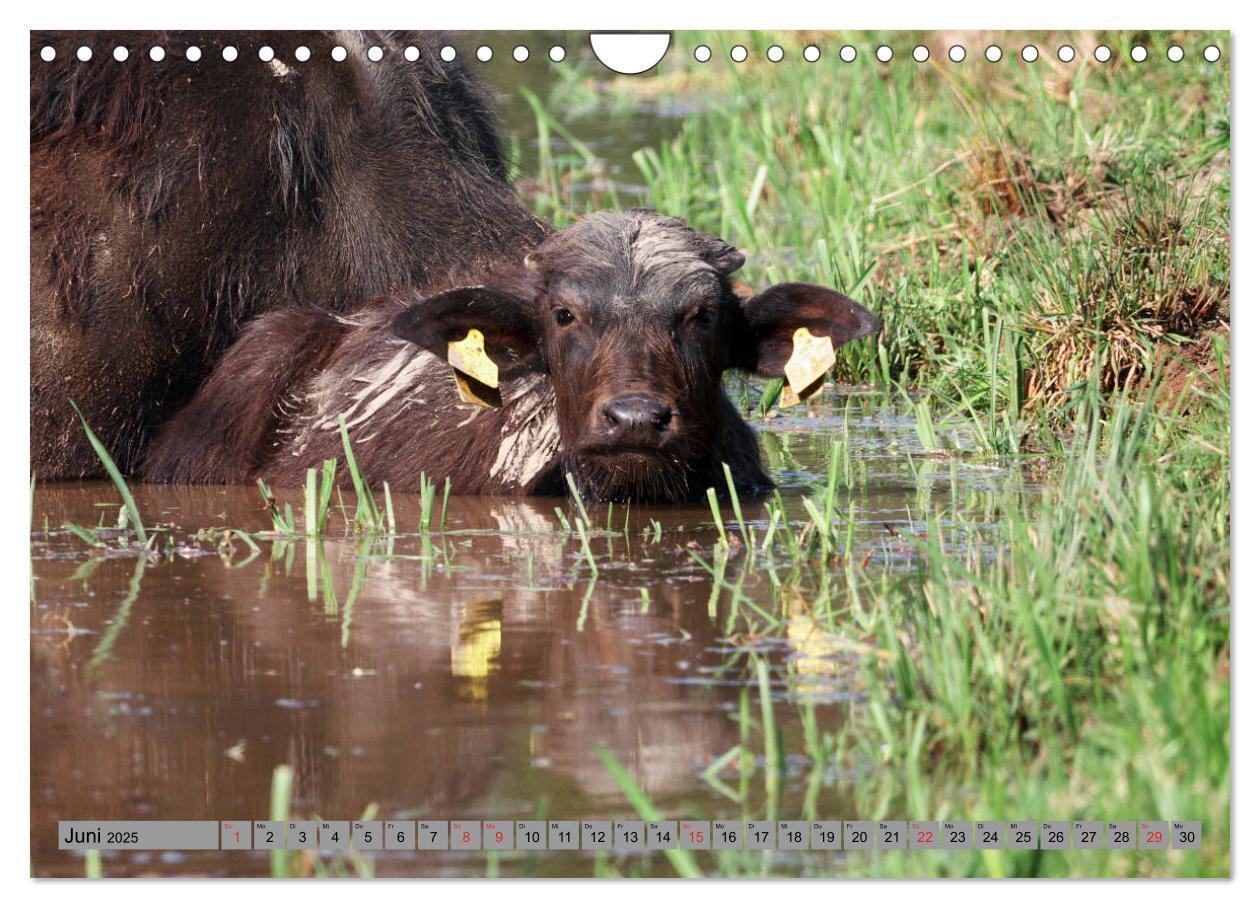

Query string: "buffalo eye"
[[685, 305, 716, 328], [553, 308, 575, 327]]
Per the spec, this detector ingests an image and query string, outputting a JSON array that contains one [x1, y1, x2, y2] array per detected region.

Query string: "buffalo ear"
[[390, 286, 543, 372], [726, 282, 880, 377]]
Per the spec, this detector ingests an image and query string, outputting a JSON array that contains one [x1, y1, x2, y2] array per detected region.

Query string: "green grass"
[[69, 400, 148, 546], [508, 29, 1229, 878], [525, 29, 1228, 431]]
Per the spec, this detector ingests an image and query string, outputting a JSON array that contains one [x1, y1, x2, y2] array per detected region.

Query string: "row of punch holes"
[[39, 42, 1223, 65]]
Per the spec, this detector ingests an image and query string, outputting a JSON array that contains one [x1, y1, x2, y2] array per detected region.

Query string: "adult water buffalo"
[[31, 30, 546, 479]]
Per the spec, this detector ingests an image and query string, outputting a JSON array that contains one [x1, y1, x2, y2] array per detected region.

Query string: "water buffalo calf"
[[142, 210, 878, 502]]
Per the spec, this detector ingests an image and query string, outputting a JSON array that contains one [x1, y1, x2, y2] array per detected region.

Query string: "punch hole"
[[367, 46, 384, 62], [731, 45, 748, 63], [259, 46, 275, 62], [1204, 45, 1221, 62], [39, 46, 55, 62], [295, 46, 311, 62], [985, 45, 1003, 62], [1021, 45, 1039, 63], [150, 47, 165, 62], [767, 45, 784, 62], [694, 45, 711, 63], [186, 46, 202, 62], [803, 45, 820, 62], [1057, 45, 1075, 63], [477, 46, 493, 62], [1131, 45, 1148, 62], [949, 45, 966, 63], [1167, 45, 1184, 62], [113, 46, 129, 62], [222, 46, 238, 62], [875, 45, 893, 63], [513, 46, 529, 62], [589, 33, 669, 73], [839, 45, 857, 63], [548, 46, 565, 63], [1094, 45, 1112, 63], [331, 45, 348, 62], [404, 46, 420, 62], [913, 45, 929, 63], [76, 46, 92, 62]]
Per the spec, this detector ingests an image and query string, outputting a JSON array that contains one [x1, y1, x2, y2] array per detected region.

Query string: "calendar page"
[[29, 28, 1229, 881]]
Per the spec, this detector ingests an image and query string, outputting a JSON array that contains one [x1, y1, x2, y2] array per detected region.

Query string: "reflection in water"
[[30, 392, 1017, 877]]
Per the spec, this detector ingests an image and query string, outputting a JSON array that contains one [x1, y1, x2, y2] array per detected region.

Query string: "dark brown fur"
[[143, 211, 879, 502], [31, 30, 546, 478]]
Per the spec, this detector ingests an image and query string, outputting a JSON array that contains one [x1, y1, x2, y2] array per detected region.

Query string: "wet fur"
[[141, 208, 880, 503], [141, 293, 772, 501], [31, 30, 547, 478]]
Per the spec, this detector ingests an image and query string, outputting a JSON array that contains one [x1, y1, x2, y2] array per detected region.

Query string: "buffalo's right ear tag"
[[447, 329, 502, 409]]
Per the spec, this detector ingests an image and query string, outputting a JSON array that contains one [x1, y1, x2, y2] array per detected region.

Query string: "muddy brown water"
[[30, 389, 1019, 877]]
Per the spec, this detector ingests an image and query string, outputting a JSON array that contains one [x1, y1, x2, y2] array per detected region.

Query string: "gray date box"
[[352, 820, 383, 850], [483, 820, 512, 850], [648, 821, 678, 849], [1172, 821, 1201, 850], [417, 821, 448, 850], [777, 821, 809, 850], [811, 821, 843, 850], [745, 821, 774, 851], [975, 821, 1003, 850], [319, 821, 349, 852], [252, 821, 283, 850], [844, 820, 873, 850], [1040, 822, 1069, 851], [450, 820, 481, 850], [877, 820, 907, 850], [908, 821, 939, 850], [221, 820, 251, 850], [582, 820, 612, 850], [1139, 821, 1169, 850], [286, 821, 316, 850], [385, 821, 415, 850], [548, 821, 579, 850], [1008, 821, 1037, 850], [680, 820, 710, 850], [712, 821, 741, 850], [615, 820, 645, 851], [1075, 821, 1104, 850], [1108, 821, 1136, 850], [515, 821, 547, 850], [941, 821, 971, 850]]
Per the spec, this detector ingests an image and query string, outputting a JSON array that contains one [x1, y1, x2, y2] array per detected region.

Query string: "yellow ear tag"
[[447, 329, 502, 409], [779, 328, 835, 408], [783, 328, 835, 394]]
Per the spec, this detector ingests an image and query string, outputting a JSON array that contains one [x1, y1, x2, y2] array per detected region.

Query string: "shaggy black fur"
[[31, 30, 546, 478]]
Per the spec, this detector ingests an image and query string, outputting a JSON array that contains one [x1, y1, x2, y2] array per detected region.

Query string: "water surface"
[[31, 389, 1021, 877]]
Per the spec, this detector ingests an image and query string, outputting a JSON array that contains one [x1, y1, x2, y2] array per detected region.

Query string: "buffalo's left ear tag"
[[447, 329, 501, 409], [780, 327, 835, 408], [783, 328, 836, 395]]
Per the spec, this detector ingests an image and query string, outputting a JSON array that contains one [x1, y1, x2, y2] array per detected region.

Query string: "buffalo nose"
[[601, 395, 673, 433]]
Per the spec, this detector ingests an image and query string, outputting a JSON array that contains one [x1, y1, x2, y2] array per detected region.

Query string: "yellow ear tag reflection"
[[447, 329, 502, 409], [780, 327, 835, 407]]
